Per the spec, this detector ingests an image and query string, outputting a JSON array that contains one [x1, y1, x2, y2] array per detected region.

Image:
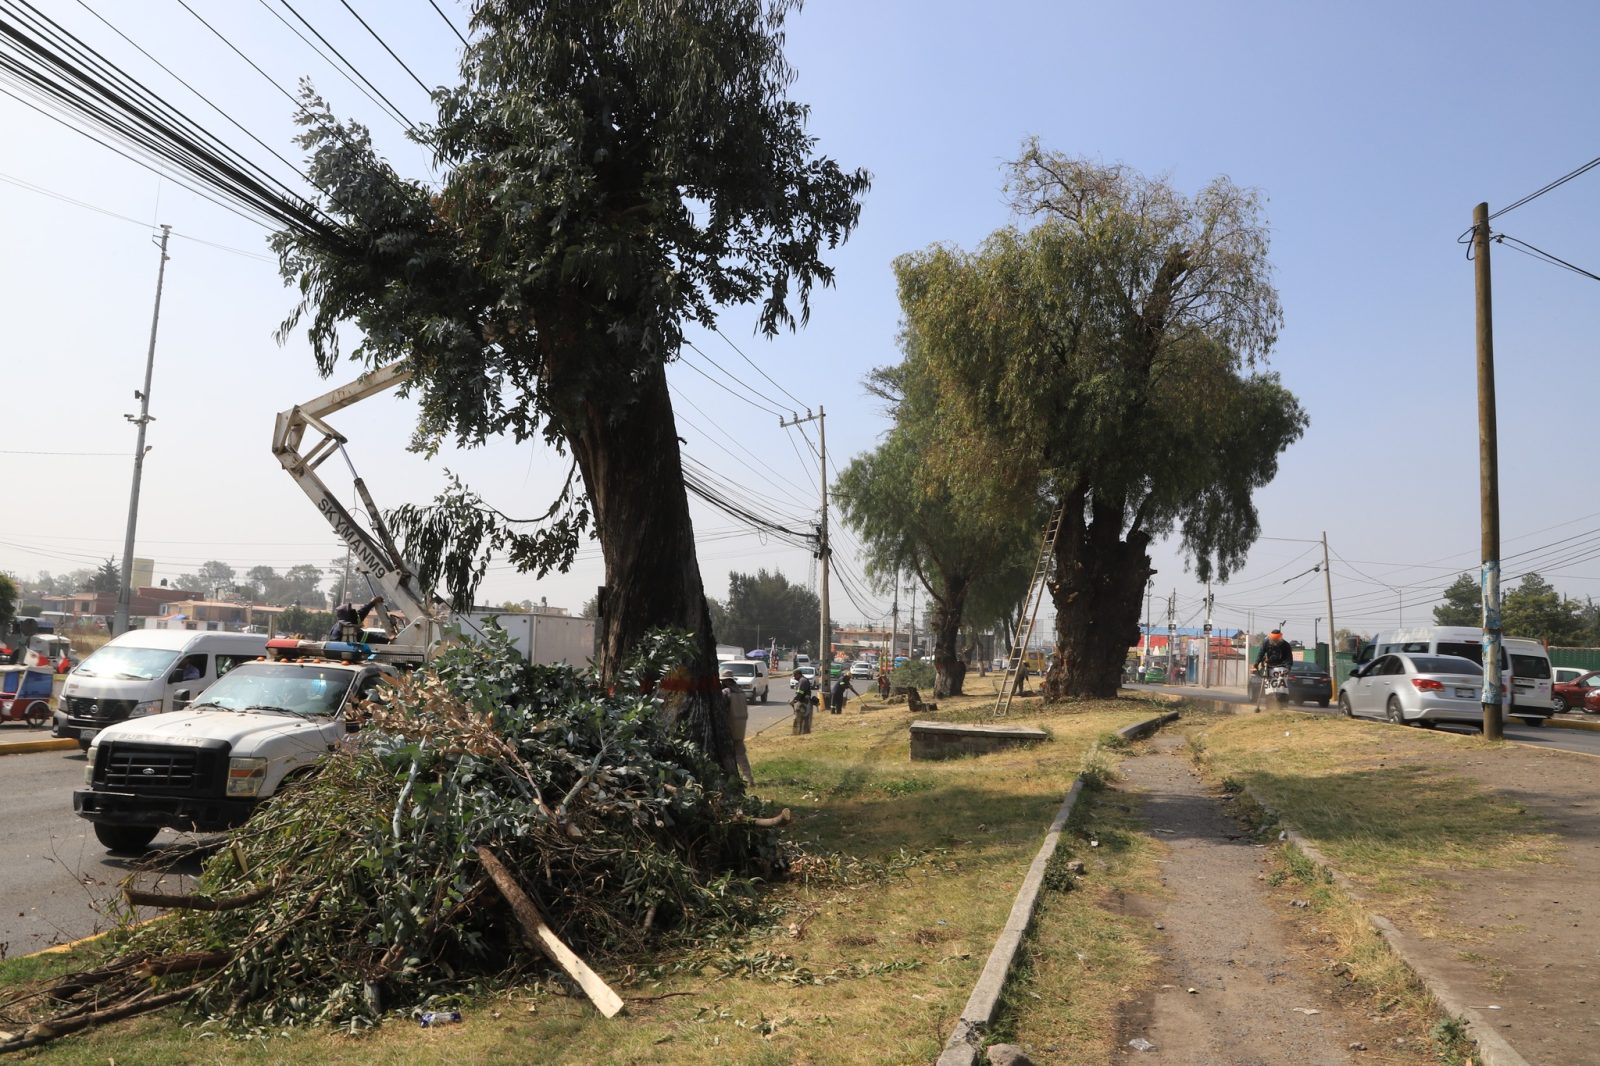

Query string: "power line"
[[251, 0, 412, 133], [334, 0, 431, 96], [674, 345, 787, 417], [272, 0, 423, 132], [1487, 154, 1600, 223], [1493, 233, 1600, 283], [711, 325, 808, 410], [424, 0, 469, 47]]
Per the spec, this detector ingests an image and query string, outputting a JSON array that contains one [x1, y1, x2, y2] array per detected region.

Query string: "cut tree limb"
[[123, 883, 273, 911], [475, 845, 625, 1018], [744, 808, 792, 828]]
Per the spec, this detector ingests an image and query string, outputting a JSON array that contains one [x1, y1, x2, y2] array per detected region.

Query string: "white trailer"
[[469, 610, 596, 668]]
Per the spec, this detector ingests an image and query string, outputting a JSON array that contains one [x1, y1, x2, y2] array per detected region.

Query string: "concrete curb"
[[1547, 715, 1600, 733], [935, 709, 1181, 1066], [0, 737, 78, 755], [1250, 808, 1532, 1066]]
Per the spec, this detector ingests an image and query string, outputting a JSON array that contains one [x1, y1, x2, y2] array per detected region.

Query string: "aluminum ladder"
[[993, 505, 1064, 717]]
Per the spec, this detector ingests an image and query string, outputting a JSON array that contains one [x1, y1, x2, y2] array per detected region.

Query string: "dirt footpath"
[[1111, 735, 1428, 1065]]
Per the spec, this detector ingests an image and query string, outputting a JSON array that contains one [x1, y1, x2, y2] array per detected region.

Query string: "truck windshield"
[[189, 664, 356, 718], [74, 645, 180, 681]]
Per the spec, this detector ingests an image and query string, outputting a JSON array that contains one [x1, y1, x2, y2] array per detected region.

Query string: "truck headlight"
[[226, 757, 269, 798], [84, 745, 98, 785], [127, 700, 162, 718]]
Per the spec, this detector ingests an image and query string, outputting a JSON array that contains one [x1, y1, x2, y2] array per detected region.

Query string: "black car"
[[1285, 660, 1332, 706], [1249, 659, 1332, 706]]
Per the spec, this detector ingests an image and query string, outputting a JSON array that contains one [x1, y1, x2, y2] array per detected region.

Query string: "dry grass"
[[6, 691, 1166, 1064]]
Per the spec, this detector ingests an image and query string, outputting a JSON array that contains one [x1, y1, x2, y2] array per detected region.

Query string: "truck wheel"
[[78, 737, 92, 751], [93, 824, 158, 854]]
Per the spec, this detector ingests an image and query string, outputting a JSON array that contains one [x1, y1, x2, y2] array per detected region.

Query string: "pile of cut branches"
[[0, 630, 784, 1050]]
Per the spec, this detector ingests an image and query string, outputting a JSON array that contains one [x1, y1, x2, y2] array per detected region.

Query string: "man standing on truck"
[[328, 595, 385, 642]]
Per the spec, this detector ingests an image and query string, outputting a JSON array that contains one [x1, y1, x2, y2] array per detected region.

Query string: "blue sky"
[[4, 0, 1599, 644]]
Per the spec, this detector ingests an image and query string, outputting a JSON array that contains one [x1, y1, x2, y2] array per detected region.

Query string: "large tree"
[[271, 0, 866, 771], [836, 364, 1039, 698], [897, 143, 1306, 697], [719, 569, 819, 653], [1433, 573, 1478, 626], [1502, 572, 1586, 645]]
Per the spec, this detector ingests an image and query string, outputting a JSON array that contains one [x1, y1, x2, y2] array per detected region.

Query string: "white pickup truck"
[[74, 639, 408, 853]]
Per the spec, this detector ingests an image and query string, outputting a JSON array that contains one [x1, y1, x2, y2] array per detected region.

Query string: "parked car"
[[849, 661, 874, 680], [789, 665, 817, 689], [1351, 627, 1552, 723], [1286, 660, 1332, 706], [1551, 668, 1600, 714], [718, 659, 769, 703], [1338, 653, 1487, 726]]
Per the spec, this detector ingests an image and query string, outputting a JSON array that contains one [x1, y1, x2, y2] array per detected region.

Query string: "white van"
[[1352, 626, 1553, 723], [56, 630, 269, 748]]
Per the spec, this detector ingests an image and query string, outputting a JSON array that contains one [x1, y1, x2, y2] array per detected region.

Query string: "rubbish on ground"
[[1186, 987, 1198, 994], [419, 1011, 462, 1027], [1292, 1007, 1320, 1015], [1128, 1037, 1156, 1051]]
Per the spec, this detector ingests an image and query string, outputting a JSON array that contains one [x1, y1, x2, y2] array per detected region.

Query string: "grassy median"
[[3, 691, 1169, 1065]]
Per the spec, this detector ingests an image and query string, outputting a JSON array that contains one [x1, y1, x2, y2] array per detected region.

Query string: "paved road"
[[0, 748, 200, 957], [1127, 682, 1600, 756]]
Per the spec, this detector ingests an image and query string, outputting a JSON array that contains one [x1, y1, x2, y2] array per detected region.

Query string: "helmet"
[[1270, 629, 1282, 638]]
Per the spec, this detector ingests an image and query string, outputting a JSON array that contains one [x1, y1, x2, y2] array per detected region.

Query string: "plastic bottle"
[[419, 1010, 463, 1027]]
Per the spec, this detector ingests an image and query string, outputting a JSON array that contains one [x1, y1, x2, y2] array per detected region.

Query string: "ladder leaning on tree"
[[993, 504, 1065, 717]]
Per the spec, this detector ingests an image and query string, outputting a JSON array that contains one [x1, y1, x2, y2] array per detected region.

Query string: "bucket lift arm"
[[271, 363, 446, 651]]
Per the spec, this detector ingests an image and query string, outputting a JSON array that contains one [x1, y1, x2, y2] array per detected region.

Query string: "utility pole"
[[1142, 579, 1154, 671], [780, 407, 829, 680], [905, 581, 918, 659], [114, 224, 172, 637], [890, 582, 900, 664], [1167, 589, 1177, 682], [1202, 580, 1214, 688], [1322, 532, 1338, 702], [1473, 201, 1504, 741]]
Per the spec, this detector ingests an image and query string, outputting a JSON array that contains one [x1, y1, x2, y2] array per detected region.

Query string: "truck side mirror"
[[173, 688, 192, 709]]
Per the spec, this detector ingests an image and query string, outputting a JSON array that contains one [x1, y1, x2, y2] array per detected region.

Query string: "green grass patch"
[[5, 692, 1160, 1064]]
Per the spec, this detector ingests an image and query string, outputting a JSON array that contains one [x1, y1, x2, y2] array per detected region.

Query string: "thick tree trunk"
[[928, 585, 969, 698], [565, 358, 735, 779], [1044, 490, 1153, 700]]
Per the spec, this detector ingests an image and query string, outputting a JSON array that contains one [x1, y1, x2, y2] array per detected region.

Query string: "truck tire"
[[94, 823, 158, 854]]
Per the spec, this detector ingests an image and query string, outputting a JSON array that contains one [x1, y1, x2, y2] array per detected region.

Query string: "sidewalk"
[[1193, 709, 1600, 1065]]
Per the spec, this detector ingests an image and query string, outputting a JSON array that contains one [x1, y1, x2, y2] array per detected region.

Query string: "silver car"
[[1338, 653, 1487, 726]]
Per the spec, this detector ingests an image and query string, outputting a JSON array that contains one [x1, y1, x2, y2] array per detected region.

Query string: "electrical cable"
[[333, 0, 432, 95], [711, 325, 808, 410], [1493, 233, 1600, 283], [680, 340, 788, 416], [425, 0, 469, 47], [251, 0, 412, 132], [1488, 155, 1600, 223], [673, 349, 787, 417], [272, 0, 422, 132]]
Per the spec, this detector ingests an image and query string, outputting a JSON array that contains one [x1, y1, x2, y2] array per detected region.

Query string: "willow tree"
[[835, 365, 1039, 698], [270, 0, 868, 769], [897, 141, 1306, 697]]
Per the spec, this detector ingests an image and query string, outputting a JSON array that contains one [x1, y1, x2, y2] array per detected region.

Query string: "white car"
[[789, 665, 817, 689], [849, 661, 874, 680], [718, 659, 770, 703]]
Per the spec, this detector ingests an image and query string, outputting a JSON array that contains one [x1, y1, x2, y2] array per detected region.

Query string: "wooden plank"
[[475, 846, 625, 1018]]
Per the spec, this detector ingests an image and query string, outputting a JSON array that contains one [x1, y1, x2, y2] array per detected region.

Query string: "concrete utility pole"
[[1202, 580, 1213, 688], [1142, 579, 1154, 670], [905, 581, 918, 659], [114, 224, 172, 637], [1167, 589, 1176, 681], [780, 407, 829, 678], [1473, 201, 1504, 741]]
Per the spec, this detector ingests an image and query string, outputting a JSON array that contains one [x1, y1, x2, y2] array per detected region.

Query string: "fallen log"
[[475, 845, 624, 1018], [0, 986, 192, 1055], [123, 884, 273, 912], [742, 808, 792, 828], [134, 951, 230, 979]]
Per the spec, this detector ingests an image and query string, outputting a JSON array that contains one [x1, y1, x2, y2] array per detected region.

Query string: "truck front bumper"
[[73, 789, 258, 833]]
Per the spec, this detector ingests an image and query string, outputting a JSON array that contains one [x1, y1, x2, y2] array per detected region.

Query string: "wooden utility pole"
[[1473, 202, 1504, 741], [1322, 532, 1338, 701]]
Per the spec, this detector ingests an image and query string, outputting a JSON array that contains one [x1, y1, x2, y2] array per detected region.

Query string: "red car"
[[1552, 668, 1600, 714]]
